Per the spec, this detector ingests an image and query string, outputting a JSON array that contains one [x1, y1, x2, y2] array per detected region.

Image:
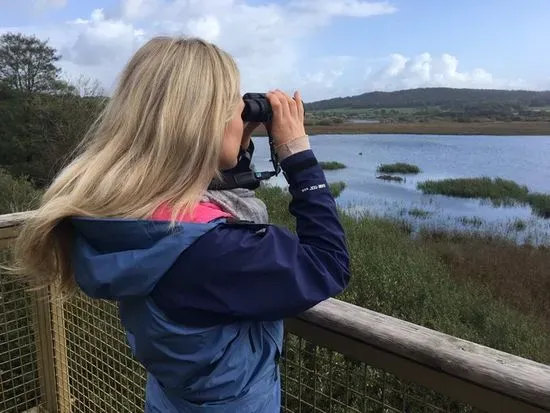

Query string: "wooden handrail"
[[286, 299, 550, 412], [0, 211, 33, 228], [2, 211, 550, 412], [0, 211, 33, 249]]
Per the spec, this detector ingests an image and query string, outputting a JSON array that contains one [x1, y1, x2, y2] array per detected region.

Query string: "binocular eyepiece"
[[241, 93, 273, 123]]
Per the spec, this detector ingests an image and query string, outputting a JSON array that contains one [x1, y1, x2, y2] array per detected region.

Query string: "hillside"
[[305, 87, 550, 111]]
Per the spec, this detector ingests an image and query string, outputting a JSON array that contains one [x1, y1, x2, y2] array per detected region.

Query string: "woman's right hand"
[[266, 89, 306, 148]]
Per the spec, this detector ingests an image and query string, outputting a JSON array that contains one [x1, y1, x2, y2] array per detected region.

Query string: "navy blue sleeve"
[[152, 150, 350, 325]]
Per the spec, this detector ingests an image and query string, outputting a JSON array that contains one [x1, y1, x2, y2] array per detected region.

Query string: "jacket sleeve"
[[151, 150, 350, 325]]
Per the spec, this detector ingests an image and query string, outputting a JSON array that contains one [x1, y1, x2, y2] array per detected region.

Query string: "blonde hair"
[[9, 36, 241, 298]]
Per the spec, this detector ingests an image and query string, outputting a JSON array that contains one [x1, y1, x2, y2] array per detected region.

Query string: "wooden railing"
[[286, 300, 550, 412], [1, 211, 549, 413]]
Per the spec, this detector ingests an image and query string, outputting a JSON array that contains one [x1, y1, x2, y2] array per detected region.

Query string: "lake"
[[251, 134, 550, 244]]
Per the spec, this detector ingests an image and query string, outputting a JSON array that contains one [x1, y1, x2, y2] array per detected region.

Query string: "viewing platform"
[[1, 211, 549, 413]]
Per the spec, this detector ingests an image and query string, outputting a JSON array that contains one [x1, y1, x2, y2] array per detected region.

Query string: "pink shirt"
[[151, 202, 233, 223]]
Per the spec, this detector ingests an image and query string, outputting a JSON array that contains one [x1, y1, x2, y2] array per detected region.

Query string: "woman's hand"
[[266, 89, 306, 147]]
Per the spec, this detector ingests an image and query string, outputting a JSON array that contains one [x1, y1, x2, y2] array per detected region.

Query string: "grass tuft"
[[417, 177, 550, 219], [329, 181, 346, 198], [320, 161, 346, 170], [377, 163, 421, 174]]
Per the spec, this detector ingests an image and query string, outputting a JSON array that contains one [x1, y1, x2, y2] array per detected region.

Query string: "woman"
[[11, 36, 350, 412]]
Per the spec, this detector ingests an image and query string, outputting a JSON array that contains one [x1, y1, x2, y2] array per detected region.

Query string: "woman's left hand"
[[241, 122, 261, 150]]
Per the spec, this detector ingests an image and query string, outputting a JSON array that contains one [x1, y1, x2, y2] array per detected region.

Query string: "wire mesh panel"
[[0, 253, 43, 413], [280, 335, 480, 413], [54, 293, 146, 413], [0, 266, 512, 413]]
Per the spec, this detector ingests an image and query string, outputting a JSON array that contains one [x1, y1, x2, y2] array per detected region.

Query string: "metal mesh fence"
[[2, 245, 478, 413], [55, 294, 146, 413], [0, 252, 43, 413], [280, 335, 479, 413]]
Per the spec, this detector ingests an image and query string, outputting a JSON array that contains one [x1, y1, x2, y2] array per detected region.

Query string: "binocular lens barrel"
[[242, 93, 273, 123]]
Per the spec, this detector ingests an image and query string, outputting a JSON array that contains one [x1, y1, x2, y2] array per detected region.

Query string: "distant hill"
[[305, 87, 550, 111]]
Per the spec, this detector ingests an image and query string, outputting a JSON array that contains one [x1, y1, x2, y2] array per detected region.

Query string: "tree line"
[[0, 32, 106, 188], [305, 87, 550, 111]]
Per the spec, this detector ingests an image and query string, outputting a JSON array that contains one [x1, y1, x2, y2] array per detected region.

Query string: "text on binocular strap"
[[300, 183, 327, 193]]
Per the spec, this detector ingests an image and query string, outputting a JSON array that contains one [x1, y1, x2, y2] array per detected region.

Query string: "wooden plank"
[[50, 292, 71, 413], [0, 226, 19, 250], [0, 211, 31, 249], [0, 211, 34, 229], [33, 288, 59, 413], [288, 298, 550, 411]]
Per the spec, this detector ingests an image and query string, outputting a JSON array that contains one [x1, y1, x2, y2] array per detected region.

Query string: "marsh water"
[[251, 134, 550, 244]]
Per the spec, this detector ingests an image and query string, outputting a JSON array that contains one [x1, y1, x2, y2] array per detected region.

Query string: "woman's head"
[[87, 36, 243, 210], [10, 36, 243, 295]]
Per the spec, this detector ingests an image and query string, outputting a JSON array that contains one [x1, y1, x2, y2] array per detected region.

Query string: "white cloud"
[[291, 0, 397, 17], [121, 0, 162, 21], [364, 52, 530, 92], [0, 0, 538, 101], [186, 15, 221, 42], [62, 9, 145, 67]]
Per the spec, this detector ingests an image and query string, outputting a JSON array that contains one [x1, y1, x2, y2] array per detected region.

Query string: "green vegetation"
[[377, 162, 421, 174], [376, 174, 404, 183], [271, 121, 550, 136], [408, 208, 432, 219], [256, 185, 550, 363], [305, 87, 550, 111], [329, 181, 346, 198], [417, 177, 550, 218], [527, 193, 550, 218], [0, 32, 107, 188], [0, 168, 41, 214], [459, 216, 484, 228], [417, 177, 529, 204], [304, 87, 550, 124], [510, 219, 527, 232], [319, 161, 346, 170]]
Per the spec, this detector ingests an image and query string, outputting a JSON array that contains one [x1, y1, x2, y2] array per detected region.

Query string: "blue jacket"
[[70, 150, 350, 412]]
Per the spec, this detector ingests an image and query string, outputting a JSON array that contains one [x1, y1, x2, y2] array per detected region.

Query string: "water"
[[251, 134, 550, 244]]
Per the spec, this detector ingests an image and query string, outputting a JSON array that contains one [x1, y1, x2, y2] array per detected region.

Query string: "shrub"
[[377, 163, 421, 174]]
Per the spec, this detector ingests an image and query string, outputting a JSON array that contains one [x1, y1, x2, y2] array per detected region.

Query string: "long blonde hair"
[[9, 36, 241, 298]]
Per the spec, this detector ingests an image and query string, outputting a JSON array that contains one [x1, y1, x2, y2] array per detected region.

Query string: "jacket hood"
[[70, 217, 222, 300]]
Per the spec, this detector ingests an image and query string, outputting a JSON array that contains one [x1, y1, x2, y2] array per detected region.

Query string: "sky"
[[1, 0, 549, 101]]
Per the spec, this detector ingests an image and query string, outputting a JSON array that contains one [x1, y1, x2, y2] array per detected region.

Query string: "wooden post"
[[2, 212, 71, 412], [33, 288, 59, 413], [50, 286, 71, 413], [34, 286, 71, 413]]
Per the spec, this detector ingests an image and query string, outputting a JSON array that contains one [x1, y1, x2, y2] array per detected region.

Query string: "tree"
[[0, 32, 61, 95], [0, 73, 106, 187]]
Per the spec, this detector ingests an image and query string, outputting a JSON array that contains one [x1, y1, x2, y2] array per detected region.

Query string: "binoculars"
[[242, 92, 305, 122], [208, 92, 303, 191]]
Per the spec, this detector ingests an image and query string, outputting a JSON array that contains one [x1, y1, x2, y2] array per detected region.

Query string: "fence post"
[[33, 286, 71, 413]]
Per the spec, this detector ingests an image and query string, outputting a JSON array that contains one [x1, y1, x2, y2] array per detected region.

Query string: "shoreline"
[[251, 121, 550, 136]]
